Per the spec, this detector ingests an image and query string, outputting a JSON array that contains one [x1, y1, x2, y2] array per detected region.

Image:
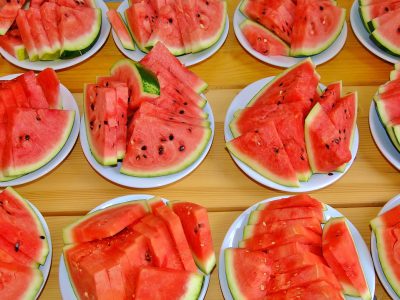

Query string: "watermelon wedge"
[[256, 194, 325, 211], [265, 242, 322, 260], [40, 2, 62, 59], [370, 13, 400, 56], [36, 68, 62, 109], [15, 9, 39, 61], [0, 28, 27, 60], [248, 206, 324, 224], [271, 251, 326, 274], [146, 196, 165, 212], [0, 3, 20, 35], [267, 281, 345, 299], [107, 9, 135, 50], [319, 81, 343, 112], [359, 1, 400, 33]]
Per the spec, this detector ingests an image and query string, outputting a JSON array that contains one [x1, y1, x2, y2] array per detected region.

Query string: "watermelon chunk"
[[370, 12, 400, 56], [171, 201, 216, 274], [224, 248, 272, 300], [256, 194, 325, 211], [0, 3, 19, 35], [267, 281, 345, 299], [36, 68, 62, 109], [323, 217, 371, 299], [248, 206, 324, 224], [63, 200, 148, 244], [15, 10, 39, 61], [40, 2, 62, 59], [0, 28, 27, 60], [146, 196, 165, 212], [265, 241, 322, 260], [319, 81, 343, 112], [134, 267, 204, 300], [271, 251, 326, 274], [16, 71, 48, 109], [240, 19, 290, 56], [107, 9, 135, 50]]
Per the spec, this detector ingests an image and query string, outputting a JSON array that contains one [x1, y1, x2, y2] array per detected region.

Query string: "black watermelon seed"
[[179, 145, 185, 151], [36, 115, 41, 121], [104, 121, 108, 125], [168, 18, 173, 23], [141, 146, 147, 150], [159, 146, 164, 155], [143, 154, 147, 158], [320, 5, 324, 10], [40, 235, 45, 240], [325, 144, 330, 149], [145, 252, 152, 262], [328, 173, 334, 176], [25, 135, 30, 141], [90, 103, 95, 110], [179, 110, 184, 114], [169, 134, 174, 141], [183, 102, 188, 106], [15, 242, 19, 252], [161, 137, 167, 142], [136, 155, 141, 160]]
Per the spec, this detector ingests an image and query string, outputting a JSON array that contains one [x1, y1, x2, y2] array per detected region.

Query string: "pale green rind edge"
[[370, 29, 400, 56], [304, 103, 323, 173], [63, 244, 81, 299], [224, 248, 247, 300], [21, 267, 44, 299], [390, 70, 400, 80], [192, 251, 216, 275], [124, 10, 149, 53], [108, 11, 135, 51], [182, 273, 205, 300]]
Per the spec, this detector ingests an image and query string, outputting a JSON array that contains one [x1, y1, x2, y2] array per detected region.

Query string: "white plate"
[[0, 0, 111, 71], [59, 194, 210, 300], [224, 76, 359, 192], [219, 195, 375, 300], [369, 101, 400, 170], [27, 199, 52, 300], [112, 0, 229, 67], [371, 194, 400, 300], [0, 74, 80, 187], [350, 1, 400, 64], [80, 98, 214, 188], [233, 3, 348, 67]]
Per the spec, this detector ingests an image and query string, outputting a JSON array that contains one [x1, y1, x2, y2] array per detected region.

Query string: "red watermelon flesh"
[[125, 2, 156, 51], [267, 264, 342, 293], [140, 214, 185, 270], [36, 68, 61, 109], [370, 203, 400, 228], [15, 10, 39, 61], [56, 0, 96, 9], [0, 87, 17, 110], [265, 242, 322, 260], [171, 201, 216, 274], [319, 81, 342, 113], [0, 187, 48, 265], [226, 122, 299, 187], [379, 78, 400, 94], [154, 205, 198, 272], [121, 114, 211, 177], [239, 225, 322, 251], [16, 71, 48, 108], [63, 201, 148, 244], [375, 93, 400, 124], [0, 80, 29, 108], [146, 196, 165, 212], [244, 218, 322, 239], [257, 194, 325, 211], [0, 235, 36, 267], [0, 3, 19, 35], [173, 0, 193, 53], [360, 1, 400, 24], [141, 41, 208, 93], [323, 217, 371, 299], [0, 28, 27, 61], [0, 261, 43, 300], [84, 85, 118, 166], [224, 248, 272, 300], [271, 251, 326, 274], [305, 103, 352, 173], [39, 2, 62, 58], [267, 281, 345, 300], [240, 19, 290, 56], [134, 267, 204, 300]]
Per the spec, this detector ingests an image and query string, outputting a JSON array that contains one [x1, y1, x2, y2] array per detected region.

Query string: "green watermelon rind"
[[120, 127, 211, 177], [323, 217, 371, 300], [3, 187, 49, 265], [290, 8, 346, 57], [359, 6, 373, 33], [229, 109, 243, 138], [107, 10, 135, 51], [63, 244, 81, 299], [371, 223, 400, 298], [390, 70, 400, 80], [6, 110, 76, 177], [62, 199, 149, 244], [224, 248, 248, 300], [60, 8, 102, 59], [18, 266, 44, 300], [182, 273, 205, 300], [370, 29, 400, 57], [192, 250, 216, 275], [393, 124, 400, 147]]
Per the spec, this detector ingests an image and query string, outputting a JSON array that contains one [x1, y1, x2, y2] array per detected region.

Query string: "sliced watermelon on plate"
[[319, 81, 343, 112], [15, 9, 39, 61], [40, 2, 62, 59], [107, 9, 135, 50], [0, 28, 27, 61]]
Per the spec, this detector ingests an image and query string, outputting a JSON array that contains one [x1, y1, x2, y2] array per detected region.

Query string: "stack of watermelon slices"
[[238, 0, 346, 57], [0, 0, 102, 61], [370, 202, 400, 297], [226, 58, 358, 187], [84, 42, 212, 177], [224, 194, 371, 300], [0, 187, 49, 299], [0, 68, 75, 182], [374, 63, 400, 151], [114, 0, 227, 55], [359, 0, 400, 56], [63, 197, 216, 299]]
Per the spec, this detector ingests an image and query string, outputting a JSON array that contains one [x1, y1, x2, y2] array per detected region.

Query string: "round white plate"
[[350, 0, 400, 64], [59, 194, 210, 300], [224, 76, 359, 192], [233, 3, 348, 67], [219, 195, 375, 300], [26, 199, 52, 300], [113, 0, 229, 66], [369, 101, 400, 170], [0, 74, 80, 187], [80, 98, 214, 188], [371, 194, 400, 300], [0, 0, 111, 71]]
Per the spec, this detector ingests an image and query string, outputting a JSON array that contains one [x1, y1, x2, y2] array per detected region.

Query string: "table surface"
[[1, 0, 399, 299]]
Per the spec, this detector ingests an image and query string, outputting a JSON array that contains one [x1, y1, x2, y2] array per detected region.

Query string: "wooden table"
[[1, 0, 399, 299]]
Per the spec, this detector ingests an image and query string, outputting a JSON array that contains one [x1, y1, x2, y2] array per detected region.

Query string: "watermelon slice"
[[0, 28, 27, 60], [36, 68, 62, 109], [16, 71, 48, 109], [146, 196, 165, 212], [121, 114, 211, 177], [134, 267, 204, 300], [224, 248, 272, 300], [40, 2, 62, 59], [370, 13, 400, 56], [290, 0, 346, 56], [240, 19, 290, 56], [370, 203, 400, 228], [171, 201, 216, 274], [319, 81, 343, 112], [0, 3, 20, 35], [63, 200, 148, 244], [265, 241, 322, 260], [305, 103, 352, 173], [268, 281, 345, 299], [323, 217, 371, 299], [4, 108, 74, 177], [256, 194, 325, 211], [271, 251, 326, 274], [248, 206, 324, 224], [59, 6, 102, 59], [107, 9, 135, 50], [367, 7, 400, 32], [359, 1, 400, 32], [15, 9, 39, 61], [0, 187, 49, 265]]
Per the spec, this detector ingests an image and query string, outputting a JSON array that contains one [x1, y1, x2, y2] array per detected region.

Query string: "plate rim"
[[0, 73, 80, 187], [0, 0, 111, 71], [58, 194, 210, 300], [232, 1, 348, 67], [224, 76, 359, 192], [112, 0, 229, 67], [219, 195, 376, 300]]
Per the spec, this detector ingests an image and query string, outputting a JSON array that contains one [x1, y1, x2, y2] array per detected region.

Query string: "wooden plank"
[[40, 208, 390, 299], [0, 0, 395, 92]]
